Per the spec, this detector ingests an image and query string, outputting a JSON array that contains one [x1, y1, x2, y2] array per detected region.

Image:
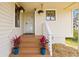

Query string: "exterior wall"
[[0, 3, 24, 57], [35, 9, 73, 44]]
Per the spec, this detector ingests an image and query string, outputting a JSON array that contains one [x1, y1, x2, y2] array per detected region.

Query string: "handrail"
[[43, 21, 53, 56]]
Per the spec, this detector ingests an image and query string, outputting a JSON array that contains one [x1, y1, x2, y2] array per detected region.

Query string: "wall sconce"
[[19, 6, 25, 13], [20, 9, 24, 13]]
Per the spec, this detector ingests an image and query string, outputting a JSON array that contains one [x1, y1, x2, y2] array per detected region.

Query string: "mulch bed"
[[52, 43, 79, 57]]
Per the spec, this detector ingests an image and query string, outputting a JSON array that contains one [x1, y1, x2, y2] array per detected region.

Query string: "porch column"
[[48, 34, 53, 56]]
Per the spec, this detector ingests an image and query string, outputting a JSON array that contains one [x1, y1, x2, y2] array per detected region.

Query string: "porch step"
[[19, 53, 50, 57], [10, 35, 49, 57], [20, 40, 39, 44], [20, 47, 40, 51], [21, 39, 37, 42], [19, 48, 49, 56], [20, 47, 40, 54], [20, 44, 40, 48]]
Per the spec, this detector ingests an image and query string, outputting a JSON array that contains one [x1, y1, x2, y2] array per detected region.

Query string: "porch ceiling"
[[19, 2, 74, 11]]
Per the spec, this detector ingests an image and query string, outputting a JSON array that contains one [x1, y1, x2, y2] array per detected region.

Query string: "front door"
[[24, 12, 35, 35]]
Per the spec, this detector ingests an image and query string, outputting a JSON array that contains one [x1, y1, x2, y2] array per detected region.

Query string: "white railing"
[[43, 21, 53, 56]]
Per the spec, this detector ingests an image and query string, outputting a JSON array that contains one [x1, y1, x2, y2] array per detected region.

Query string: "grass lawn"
[[66, 29, 79, 48], [66, 38, 79, 47]]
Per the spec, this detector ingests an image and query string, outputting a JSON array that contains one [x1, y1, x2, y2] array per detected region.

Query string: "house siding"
[[0, 3, 23, 57]]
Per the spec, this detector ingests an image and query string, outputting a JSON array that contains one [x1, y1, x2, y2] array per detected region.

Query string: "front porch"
[[0, 2, 79, 57]]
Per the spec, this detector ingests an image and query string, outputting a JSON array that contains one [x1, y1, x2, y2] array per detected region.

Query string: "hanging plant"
[[38, 4, 44, 14]]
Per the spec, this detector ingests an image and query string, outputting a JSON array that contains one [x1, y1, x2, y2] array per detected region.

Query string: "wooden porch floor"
[[10, 35, 50, 57]]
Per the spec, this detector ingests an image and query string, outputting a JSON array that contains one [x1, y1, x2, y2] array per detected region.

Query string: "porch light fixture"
[[38, 4, 44, 14], [20, 10, 24, 13], [19, 6, 25, 12]]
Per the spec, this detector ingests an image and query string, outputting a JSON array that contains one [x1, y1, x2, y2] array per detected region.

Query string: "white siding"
[[0, 3, 23, 57]]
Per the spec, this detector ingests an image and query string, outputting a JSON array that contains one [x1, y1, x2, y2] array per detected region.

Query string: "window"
[[46, 10, 56, 21], [15, 4, 20, 27]]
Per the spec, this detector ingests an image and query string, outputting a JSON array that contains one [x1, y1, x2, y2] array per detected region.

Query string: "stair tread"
[[20, 48, 49, 55], [19, 53, 50, 57], [20, 47, 40, 50], [20, 46, 40, 48], [21, 40, 37, 42], [20, 50, 49, 54]]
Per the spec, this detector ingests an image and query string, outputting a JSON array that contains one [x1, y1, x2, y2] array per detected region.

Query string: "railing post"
[[44, 21, 53, 56], [48, 34, 52, 56]]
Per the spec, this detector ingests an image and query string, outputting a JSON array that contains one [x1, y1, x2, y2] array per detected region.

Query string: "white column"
[[49, 35, 52, 56]]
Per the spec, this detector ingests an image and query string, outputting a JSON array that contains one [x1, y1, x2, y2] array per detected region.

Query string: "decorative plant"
[[38, 4, 44, 14], [12, 35, 21, 55], [13, 35, 20, 48], [40, 35, 46, 47], [40, 35, 46, 55]]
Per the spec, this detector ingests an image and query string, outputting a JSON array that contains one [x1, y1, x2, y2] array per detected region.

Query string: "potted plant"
[[12, 36, 20, 55], [40, 36, 46, 55], [40, 47, 46, 55]]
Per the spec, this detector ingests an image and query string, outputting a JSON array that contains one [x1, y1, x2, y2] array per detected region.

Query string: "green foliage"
[[73, 29, 78, 42], [66, 38, 79, 46], [66, 29, 78, 48]]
